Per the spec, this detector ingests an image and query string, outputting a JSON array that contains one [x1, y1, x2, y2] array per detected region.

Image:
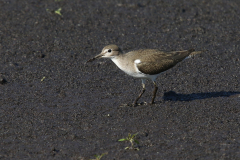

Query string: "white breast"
[[111, 57, 147, 78]]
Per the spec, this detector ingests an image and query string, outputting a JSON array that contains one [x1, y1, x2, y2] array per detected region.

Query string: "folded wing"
[[136, 49, 195, 75]]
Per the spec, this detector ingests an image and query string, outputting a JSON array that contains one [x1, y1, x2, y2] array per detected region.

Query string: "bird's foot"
[[120, 102, 140, 107], [133, 101, 148, 106], [120, 101, 149, 107], [132, 103, 140, 107], [119, 103, 132, 107]]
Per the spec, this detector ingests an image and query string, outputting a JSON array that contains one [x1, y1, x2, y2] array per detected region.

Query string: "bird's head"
[[87, 44, 122, 62]]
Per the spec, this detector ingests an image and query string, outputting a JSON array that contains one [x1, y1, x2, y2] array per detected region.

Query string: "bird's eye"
[[108, 49, 111, 53]]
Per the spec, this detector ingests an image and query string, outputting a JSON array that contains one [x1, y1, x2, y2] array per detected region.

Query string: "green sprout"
[[90, 152, 107, 160], [46, 8, 62, 16], [118, 133, 139, 150], [41, 76, 46, 81], [54, 8, 62, 16]]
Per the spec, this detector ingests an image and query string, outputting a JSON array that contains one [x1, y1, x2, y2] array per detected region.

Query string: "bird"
[[87, 44, 201, 106]]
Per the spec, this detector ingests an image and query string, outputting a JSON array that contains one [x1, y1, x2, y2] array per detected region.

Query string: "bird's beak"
[[86, 52, 104, 63]]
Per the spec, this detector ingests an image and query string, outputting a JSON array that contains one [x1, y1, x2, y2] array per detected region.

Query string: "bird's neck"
[[111, 53, 126, 70]]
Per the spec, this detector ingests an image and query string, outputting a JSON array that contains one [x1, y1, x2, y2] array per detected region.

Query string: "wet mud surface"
[[0, 0, 240, 159]]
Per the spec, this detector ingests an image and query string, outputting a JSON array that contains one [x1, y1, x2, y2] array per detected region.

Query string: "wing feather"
[[136, 49, 194, 75]]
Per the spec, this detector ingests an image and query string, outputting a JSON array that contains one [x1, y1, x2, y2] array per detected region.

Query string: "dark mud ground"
[[0, 0, 240, 159]]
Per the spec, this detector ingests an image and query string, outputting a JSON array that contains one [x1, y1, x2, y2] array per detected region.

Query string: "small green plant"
[[41, 76, 46, 81], [118, 133, 139, 150], [54, 8, 62, 16], [46, 8, 62, 16], [90, 152, 107, 160]]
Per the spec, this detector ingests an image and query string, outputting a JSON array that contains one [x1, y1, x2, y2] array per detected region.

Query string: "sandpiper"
[[87, 44, 201, 106]]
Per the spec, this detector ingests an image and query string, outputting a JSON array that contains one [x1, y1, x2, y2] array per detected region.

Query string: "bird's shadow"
[[163, 91, 240, 101]]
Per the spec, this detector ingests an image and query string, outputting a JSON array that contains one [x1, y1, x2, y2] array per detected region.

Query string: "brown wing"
[[136, 49, 195, 75]]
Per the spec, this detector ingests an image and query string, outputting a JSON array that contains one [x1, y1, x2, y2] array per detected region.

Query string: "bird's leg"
[[133, 79, 146, 106], [150, 81, 158, 104]]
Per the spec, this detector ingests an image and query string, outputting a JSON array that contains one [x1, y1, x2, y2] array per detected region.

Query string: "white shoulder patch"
[[134, 59, 141, 64]]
